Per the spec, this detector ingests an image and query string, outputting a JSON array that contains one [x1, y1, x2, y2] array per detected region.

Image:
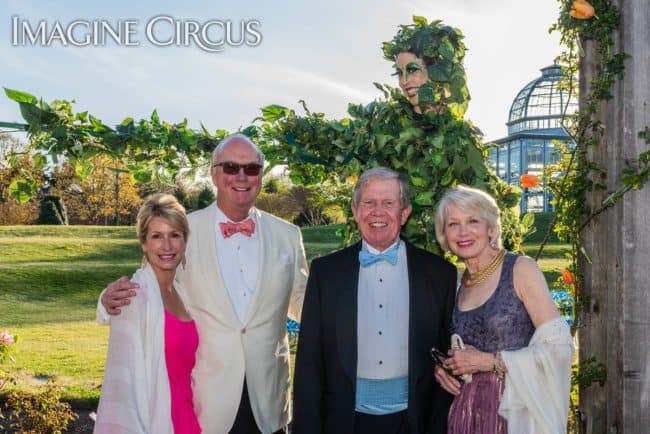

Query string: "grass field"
[[0, 224, 568, 408]]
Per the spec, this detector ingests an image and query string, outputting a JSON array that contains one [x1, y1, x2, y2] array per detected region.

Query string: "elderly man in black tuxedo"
[[293, 167, 456, 434]]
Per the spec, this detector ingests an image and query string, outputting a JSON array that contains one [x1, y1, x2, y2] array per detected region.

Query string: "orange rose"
[[569, 0, 595, 19], [562, 269, 576, 285], [520, 173, 540, 189]]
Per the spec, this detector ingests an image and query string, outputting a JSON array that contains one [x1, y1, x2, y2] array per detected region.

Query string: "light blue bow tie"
[[358, 244, 399, 267]]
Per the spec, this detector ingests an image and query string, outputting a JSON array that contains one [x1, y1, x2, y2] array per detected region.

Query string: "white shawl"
[[94, 265, 186, 434], [498, 317, 574, 434]]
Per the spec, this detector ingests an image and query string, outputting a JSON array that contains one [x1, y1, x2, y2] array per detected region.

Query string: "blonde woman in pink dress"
[[95, 194, 201, 434]]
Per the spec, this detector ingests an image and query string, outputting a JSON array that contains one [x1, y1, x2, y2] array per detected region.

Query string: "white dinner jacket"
[[177, 205, 308, 434]]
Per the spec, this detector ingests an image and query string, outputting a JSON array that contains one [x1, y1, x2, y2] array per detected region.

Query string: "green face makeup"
[[393, 61, 424, 81]]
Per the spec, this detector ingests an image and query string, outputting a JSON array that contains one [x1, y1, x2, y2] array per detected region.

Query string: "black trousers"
[[229, 378, 286, 434], [354, 410, 409, 434]]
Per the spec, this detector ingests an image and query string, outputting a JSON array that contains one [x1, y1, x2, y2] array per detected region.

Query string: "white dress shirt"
[[356, 239, 410, 379], [214, 204, 260, 324]]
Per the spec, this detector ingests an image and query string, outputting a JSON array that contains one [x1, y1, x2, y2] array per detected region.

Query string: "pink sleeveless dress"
[[164, 309, 201, 434]]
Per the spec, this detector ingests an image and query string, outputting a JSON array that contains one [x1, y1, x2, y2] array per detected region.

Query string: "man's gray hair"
[[352, 167, 410, 208], [211, 133, 265, 165]]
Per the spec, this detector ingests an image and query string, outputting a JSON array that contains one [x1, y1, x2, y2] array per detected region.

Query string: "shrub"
[[0, 199, 38, 224], [37, 195, 68, 225], [195, 185, 215, 210], [256, 191, 302, 222], [523, 211, 560, 244], [5, 381, 77, 434]]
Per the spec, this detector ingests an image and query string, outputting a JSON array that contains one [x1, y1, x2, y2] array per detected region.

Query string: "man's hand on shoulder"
[[101, 276, 139, 315]]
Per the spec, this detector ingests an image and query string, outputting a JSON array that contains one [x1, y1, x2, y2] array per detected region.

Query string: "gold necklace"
[[462, 249, 506, 287]]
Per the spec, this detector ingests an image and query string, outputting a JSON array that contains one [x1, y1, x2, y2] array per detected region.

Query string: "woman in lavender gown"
[[433, 186, 573, 434]]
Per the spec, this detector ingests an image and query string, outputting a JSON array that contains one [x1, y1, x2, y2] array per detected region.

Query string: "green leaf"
[[33, 153, 47, 169], [466, 145, 486, 177], [200, 123, 212, 137], [89, 114, 104, 129], [429, 134, 444, 149], [51, 126, 67, 139], [328, 121, 346, 132], [431, 152, 443, 165], [414, 191, 434, 206], [427, 61, 453, 82], [4, 88, 37, 104], [399, 127, 422, 141], [406, 144, 415, 158], [131, 169, 153, 183], [411, 176, 428, 187], [373, 82, 390, 99], [75, 111, 89, 122], [417, 84, 439, 107], [375, 134, 390, 150], [8, 179, 37, 204], [502, 185, 522, 208], [521, 212, 535, 229], [19, 103, 56, 125], [261, 104, 289, 122], [241, 125, 257, 138], [74, 159, 94, 180], [412, 16, 428, 26], [440, 167, 454, 186], [438, 40, 455, 61]]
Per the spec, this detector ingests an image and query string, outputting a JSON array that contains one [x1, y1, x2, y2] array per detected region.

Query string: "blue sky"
[[1, 0, 561, 142]]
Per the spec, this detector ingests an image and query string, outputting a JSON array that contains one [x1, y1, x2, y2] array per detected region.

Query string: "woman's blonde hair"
[[434, 185, 502, 252], [136, 193, 189, 245]]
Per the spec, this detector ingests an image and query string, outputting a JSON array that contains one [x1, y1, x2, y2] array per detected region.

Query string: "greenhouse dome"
[[489, 64, 577, 212]]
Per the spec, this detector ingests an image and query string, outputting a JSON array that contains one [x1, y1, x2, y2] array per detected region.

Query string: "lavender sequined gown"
[[447, 253, 534, 434]]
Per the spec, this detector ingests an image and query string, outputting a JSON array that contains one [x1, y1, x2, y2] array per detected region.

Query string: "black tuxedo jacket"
[[292, 240, 456, 434]]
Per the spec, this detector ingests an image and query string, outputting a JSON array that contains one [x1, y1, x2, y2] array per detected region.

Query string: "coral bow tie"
[[219, 219, 255, 238]]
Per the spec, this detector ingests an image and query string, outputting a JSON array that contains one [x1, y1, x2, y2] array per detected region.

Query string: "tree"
[[48, 156, 142, 225], [289, 183, 347, 227], [0, 134, 43, 224]]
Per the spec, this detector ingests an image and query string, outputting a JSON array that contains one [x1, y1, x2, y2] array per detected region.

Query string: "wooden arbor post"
[[578, 0, 649, 432]]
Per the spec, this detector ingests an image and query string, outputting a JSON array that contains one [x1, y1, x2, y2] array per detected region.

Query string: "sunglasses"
[[213, 161, 263, 176]]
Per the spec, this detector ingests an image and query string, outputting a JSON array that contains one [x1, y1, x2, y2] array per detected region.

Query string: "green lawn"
[[0, 224, 568, 408]]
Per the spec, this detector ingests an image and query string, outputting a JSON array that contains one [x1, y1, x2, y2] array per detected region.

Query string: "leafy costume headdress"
[[382, 16, 469, 119]]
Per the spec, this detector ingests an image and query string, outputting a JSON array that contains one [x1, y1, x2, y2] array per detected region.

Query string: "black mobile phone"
[[431, 347, 460, 379], [430, 347, 448, 366]]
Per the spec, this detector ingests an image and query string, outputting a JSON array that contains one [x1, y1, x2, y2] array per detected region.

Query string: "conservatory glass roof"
[[507, 64, 577, 135]]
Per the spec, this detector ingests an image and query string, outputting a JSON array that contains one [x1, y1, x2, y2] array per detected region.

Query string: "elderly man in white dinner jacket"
[[97, 134, 308, 434]]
